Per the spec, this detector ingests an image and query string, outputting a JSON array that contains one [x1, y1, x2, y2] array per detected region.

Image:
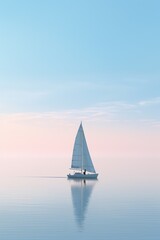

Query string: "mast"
[[81, 122, 83, 173]]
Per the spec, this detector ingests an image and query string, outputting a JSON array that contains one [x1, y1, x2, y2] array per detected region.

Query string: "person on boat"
[[83, 169, 86, 175]]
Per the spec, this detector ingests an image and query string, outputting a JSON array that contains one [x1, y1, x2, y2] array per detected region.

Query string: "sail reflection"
[[69, 179, 97, 228]]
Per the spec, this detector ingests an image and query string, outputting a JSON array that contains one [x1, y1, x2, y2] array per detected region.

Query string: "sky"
[[0, 0, 160, 175]]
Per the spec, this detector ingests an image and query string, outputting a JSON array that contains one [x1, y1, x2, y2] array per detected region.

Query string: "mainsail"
[[71, 123, 96, 173]]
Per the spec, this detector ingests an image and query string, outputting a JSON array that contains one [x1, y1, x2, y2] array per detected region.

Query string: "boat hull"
[[67, 173, 98, 179]]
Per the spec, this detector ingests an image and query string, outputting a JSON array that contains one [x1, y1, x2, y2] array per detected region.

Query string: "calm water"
[[0, 164, 159, 240]]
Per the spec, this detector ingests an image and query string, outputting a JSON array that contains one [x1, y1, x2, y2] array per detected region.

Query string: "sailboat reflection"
[[69, 179, 97, 228]]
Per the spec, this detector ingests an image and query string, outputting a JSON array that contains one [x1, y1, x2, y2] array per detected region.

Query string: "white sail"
[[71, 123, 96, 173]]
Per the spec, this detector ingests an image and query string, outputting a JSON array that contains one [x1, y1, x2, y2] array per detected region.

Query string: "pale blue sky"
[[0, 0, 160, 123]]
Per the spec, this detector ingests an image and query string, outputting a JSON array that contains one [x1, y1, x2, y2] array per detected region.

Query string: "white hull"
[[67, 172, 98, 179]]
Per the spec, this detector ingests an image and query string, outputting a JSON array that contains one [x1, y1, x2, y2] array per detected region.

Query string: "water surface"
[[0, 162, 159, 240]]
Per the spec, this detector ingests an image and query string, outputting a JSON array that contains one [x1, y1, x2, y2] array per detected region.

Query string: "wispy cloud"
[[138, 97, 160, 106], [0, 97, 160, 128], [0, 101, 135, 121]]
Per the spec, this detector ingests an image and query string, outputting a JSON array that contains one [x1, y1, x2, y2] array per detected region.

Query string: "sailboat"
[[67, 123, 98, 179]]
